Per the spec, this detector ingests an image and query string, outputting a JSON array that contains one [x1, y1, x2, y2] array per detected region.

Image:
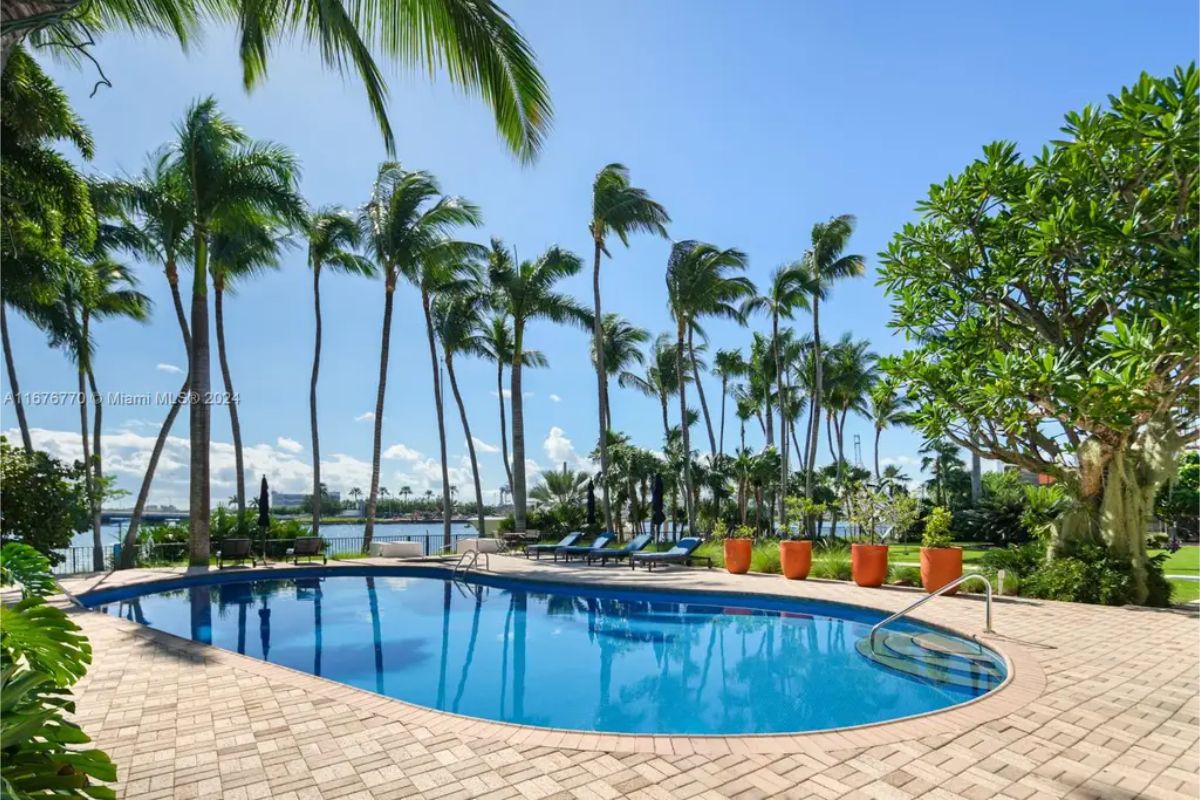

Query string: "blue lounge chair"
[[523, 532, 582, 560], [586, 533, 653, 565], [630, 537, 711, 571], [554, 533, 614, 562]]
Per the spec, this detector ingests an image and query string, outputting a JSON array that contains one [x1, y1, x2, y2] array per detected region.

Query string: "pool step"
[[855, 631, 1003, 690]]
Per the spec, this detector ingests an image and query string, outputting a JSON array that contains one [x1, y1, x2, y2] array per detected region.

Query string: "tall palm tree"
[[528, 466, 590, 513], [712, 349, 747, 457], [3, 0, 552, 163], [359, 163, 481, 551], [666, 240, 751, 533], [744, 264, 810, 525], [170, 96, 302, 565], [823, 334, 876, 474], [209, 210, 295, 532], [476, 312, 548, 491], [590, 313, 649, 433], [801, 214, 865, 504], [488, 241, 590, 532], [868, 378, 909, 482], [619, 332, 687, 447], [432, 272, 490, 543], [304, 207, 374, 537], [588, 163, 669, 534]]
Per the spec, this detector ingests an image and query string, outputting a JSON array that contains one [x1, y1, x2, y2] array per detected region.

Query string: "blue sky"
[[4, 1, 1197, 508]]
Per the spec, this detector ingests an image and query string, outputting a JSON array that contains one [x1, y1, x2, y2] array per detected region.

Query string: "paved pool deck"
[[56, 556, 1200, 800]]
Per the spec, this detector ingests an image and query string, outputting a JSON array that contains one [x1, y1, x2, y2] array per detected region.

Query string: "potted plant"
[[919, 506, 961, 593], [840, 483, 887, 587], [724, 524, 753, 574], [780, 497, 818, 580]]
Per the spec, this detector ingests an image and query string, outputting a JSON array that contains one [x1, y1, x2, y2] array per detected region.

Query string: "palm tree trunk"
[[826, 412, 837, 463], [773, 311, 787, 529], [77, 315, 102, 572], [805, 296, 821, 502], [718, 376, 727, 456], [1, 304, 33, 454], [86, 364, 103, 558], [310, 264, 323, 538], [591, 239, 613, 532], [659, 393, 669, 444], [214, 284, 246, 532], [971, 448, 982, 503], [511, 323, 528, 532], [188, 232, 212, 566], [496, 361, 513, 491], [421, 291, 453, 552], [687, 326, 717, 455], [676, 320, 695, 533], [874, 426, 883, 482], [364, 277, 396, 551], [791, 422, 804, 478], [446, 353, 486, 542]]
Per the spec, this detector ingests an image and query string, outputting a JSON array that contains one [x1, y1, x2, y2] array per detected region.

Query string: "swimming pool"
[[80, 568, 1006, 735]]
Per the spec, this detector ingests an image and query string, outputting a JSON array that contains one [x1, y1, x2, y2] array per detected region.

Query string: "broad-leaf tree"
[[879, 66, 1198, 602]]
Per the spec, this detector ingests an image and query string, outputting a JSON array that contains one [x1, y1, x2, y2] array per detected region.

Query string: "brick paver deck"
[[57, 557, 1200, 799]]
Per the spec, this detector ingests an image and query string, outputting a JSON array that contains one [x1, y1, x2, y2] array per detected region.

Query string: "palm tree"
[[3, 0, 552, 163], [358, 163, 481, 551], [880, 464, 911, 496], [588, 163, 669, 534], [590, 313, 649, 433], [170, 97, 302, 565], [666, 240, 751, 533], [488, 241, 590, 532], [210, 210, 295, 532], [801, 214, 865, 504], [920, 439, 965, 507], [528, 466, 590, 513], [619, 333, 687, 447], [349, 487, 363, 512], [868, 378, 909, 482], [400, 486, 412, 502], [476, 313, 548, 491], [712, 349, 747, 457], [744, 264, 810, 526], [823, 335, 876, 474], [305, 207, 374, 537], [432, 273, 490, 543]]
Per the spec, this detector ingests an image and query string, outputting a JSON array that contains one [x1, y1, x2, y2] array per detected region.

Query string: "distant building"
[[272, 490, 340, 508], [1004, 465, 1056, 485]]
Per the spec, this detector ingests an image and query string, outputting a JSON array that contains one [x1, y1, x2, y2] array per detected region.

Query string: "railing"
[[867, 573, 994, 651], [50, 532, 477, 576]]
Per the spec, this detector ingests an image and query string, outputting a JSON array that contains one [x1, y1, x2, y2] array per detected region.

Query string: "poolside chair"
[[286, 537, 327, 565], [630, 537, 711, 571], [554, 533, 615, 563], [587, 533, 653, 566], [217, 538, 256, 568], [523, 532, 582, 560]]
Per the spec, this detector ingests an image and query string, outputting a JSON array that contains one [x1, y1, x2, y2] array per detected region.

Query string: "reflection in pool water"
[[91, 571, 1004, 735]]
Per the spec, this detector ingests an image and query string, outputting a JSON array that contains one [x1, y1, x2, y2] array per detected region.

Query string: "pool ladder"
[[452, 548, 489, 579], [867, 573, 994, 652]]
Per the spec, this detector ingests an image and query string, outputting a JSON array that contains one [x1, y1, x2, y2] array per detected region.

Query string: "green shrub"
[[921, 506, 954, 548], [979, 541, 1044, 577], [891, 565, 921, 587], [750, 542, 781, 574], [810, 544, 852, 581], [0, 439, 90, 564], [1022, 544, 1172, 607]]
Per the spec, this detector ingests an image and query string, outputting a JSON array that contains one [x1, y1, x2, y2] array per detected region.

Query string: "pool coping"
[[58, 558, 1047, 755]]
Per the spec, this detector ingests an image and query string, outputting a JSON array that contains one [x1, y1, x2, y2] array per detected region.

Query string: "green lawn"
[[1169, 579, 1200, 604], [1152, 546, 1199, 575], [887, 543, 990, 564]]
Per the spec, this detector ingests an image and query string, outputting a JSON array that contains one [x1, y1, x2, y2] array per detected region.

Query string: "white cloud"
[[470, 437, 499, 454], [489, 389, 533, 399], [549, 394, 562, 403], [880, 455, 920, 468], [542, 426, 595, 472], [156, 363, 183, 375], [382, 443, 422, 461], [276, 436, 303, 453], [354, 412, 375, 422]]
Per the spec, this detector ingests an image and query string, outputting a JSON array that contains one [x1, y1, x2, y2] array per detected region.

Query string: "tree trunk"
[[676, 320, 696, 533], [496, 361, 513, 491], [805, 296, 821, 501], [791, 421, 804, 478], [718, 376, 727, 457], [874, 426, 882, 482], [310, 264, 323, 537], [77, 316, 102, 572], [214, 284, 246, 533], [826, 412, 837, 463], [773, 311, 787, 529], [687, 326, 717, 455], [86, 363, 103, 562], [421, 290, 453, 552], [970, 448, 982, 503], [591, 238, 613, 532], [511, 323, 528, 532], [119, 380, 187, 568], [188, 232, 212, 566], [364, 276, 396, 551], [1, 304, 33, 454], [659, 393, 670, 446], [446, 353, 486, 542]]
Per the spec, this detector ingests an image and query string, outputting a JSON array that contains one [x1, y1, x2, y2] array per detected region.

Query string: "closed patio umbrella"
[[651, 474, 665, 541], [257, 476, 270, 563], [586, 480, 596, 529]]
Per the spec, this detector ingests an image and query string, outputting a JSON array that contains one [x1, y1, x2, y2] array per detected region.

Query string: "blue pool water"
[[81, 568, 1005, 735]]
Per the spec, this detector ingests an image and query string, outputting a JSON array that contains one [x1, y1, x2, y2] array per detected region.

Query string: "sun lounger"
[[630, 537, 711, 571], [217, 538, 256, 568], [587, 533, 652, 565], [554, 533, 615, 562], [286, 537, 327, 565], [523, 532, 582, 560]]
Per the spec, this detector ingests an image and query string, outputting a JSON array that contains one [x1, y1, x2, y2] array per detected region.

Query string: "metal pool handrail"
[[868, 573, 994, 651]]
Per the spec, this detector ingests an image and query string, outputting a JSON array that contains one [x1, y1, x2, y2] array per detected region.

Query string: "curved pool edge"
[[62, 559, 1046, 753]]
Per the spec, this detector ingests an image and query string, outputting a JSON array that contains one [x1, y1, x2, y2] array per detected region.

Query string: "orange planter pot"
[[851, 543, 889, 587], [724, 538, 752, 575], [920, 547, 963, 594], [779, 540, 812, 580]]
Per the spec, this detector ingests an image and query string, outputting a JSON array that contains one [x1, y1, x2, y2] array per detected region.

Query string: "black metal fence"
[[50, 532, 478, 576]]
